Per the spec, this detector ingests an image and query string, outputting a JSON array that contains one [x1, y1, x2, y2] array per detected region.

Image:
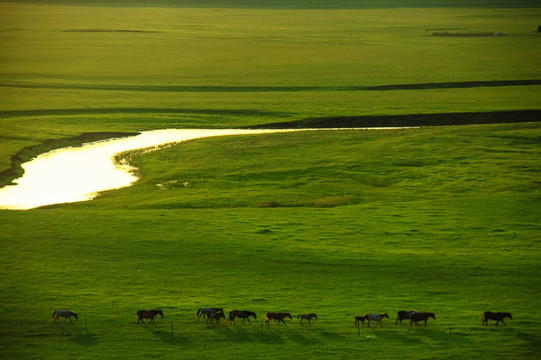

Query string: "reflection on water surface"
[[0, 129, 292, 210]]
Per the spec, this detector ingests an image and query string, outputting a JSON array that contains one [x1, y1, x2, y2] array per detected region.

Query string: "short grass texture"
[[1, 1, 541, 359], [1, 123, 540, 359]]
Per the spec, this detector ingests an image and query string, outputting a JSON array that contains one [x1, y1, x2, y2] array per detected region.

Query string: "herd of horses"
[[354, 311, 436, 327], [51, 308, 513, 327]]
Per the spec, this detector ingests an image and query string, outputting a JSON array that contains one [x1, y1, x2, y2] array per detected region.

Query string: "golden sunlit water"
[[0, 129, 295, 210]]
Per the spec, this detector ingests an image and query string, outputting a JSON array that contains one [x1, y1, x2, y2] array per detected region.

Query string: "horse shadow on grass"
[[137, 321, 190, 345], [54, 322, 98, 346]]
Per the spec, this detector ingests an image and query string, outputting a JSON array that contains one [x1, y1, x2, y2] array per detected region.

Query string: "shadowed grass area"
[[2, 79, 540, 93]]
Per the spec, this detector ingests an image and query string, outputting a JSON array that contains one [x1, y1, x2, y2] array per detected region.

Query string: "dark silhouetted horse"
[[354, 314, 368, 326], [396, 310, 418, 325], [265, 312, 292, 326], [51, 310, 78, 323], [366, 313, 389, 327], [229, 310, 257, 324], [196, 307, 224, 321], [137, 310, 164, 324], [297, 313, 317, 325], [409, 312, 435, 327], [481, 312, 512, 326], [207, 311, 225, 323]]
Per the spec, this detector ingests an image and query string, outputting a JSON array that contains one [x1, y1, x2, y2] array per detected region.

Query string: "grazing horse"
[[297, 313, 317, 325], [51, 310, 78, 323], [354, 314, 368, 326], [409, 312, 435, 327], [265, 312, 292, 326], [396, 310, 419, 325], [196, 307, 224, 321], [366, 313, 389, 327], [207, 311, 226, 323], [137, 310, 164, 324], [481, 312, 512, 326], [229, 310, 257, 324]]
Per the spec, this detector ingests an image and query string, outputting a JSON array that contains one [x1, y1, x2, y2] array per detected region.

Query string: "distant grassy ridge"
[[2, 79, 540, 94], [5, 0, 541, 8]]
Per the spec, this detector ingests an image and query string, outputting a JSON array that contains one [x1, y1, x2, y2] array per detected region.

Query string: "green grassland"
[[0, 1, 540, 359]]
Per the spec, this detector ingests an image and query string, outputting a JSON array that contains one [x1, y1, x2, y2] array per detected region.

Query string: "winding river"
[[0, 129, 298, 210]]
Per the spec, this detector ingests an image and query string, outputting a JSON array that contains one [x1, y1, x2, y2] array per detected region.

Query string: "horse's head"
[[430, 313, 436, 320], [156, 310, 164, 317], [508, 313, 512, 320], [382, 313, 389, 318], [252, 312, 257, 319], [73, 313, 79, 320], [286, 313, 292, 319]]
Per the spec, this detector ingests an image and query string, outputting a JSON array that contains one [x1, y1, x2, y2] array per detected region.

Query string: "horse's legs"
[[501, 319, 507, 326]]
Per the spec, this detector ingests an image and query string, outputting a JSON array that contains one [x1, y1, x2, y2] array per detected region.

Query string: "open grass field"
[[1, 0, 540, 359]]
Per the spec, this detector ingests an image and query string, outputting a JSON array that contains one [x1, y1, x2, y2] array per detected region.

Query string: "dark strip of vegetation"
[[2, 80, 540, 93], [432, 31, 500, 37], [63, 29, 162, 33], [0, 108, 287, 119], [0, 132, 139, 188], [249, 110, 541, 129]]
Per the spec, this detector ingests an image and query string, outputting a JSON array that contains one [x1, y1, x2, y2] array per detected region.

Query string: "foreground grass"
[[0, 1, 540, 358], [0, 123, 539, 359]]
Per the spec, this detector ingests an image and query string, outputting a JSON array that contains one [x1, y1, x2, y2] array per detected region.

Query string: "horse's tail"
[[51, 310, 57, 319]]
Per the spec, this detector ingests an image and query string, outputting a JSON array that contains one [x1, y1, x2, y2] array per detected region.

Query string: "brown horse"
[[354, 314, 368, 326], [409, 312, 435, 327], [137, 310, 164, 324], [265, 312, 292, 326], [481, 312, 512, 326], [229, 310, 257, 324], [297, 313, 317, 325]]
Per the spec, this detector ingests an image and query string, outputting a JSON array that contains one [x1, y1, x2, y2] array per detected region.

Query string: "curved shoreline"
[[0, 132, 139, 188], [0, 110, 539, 189]]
